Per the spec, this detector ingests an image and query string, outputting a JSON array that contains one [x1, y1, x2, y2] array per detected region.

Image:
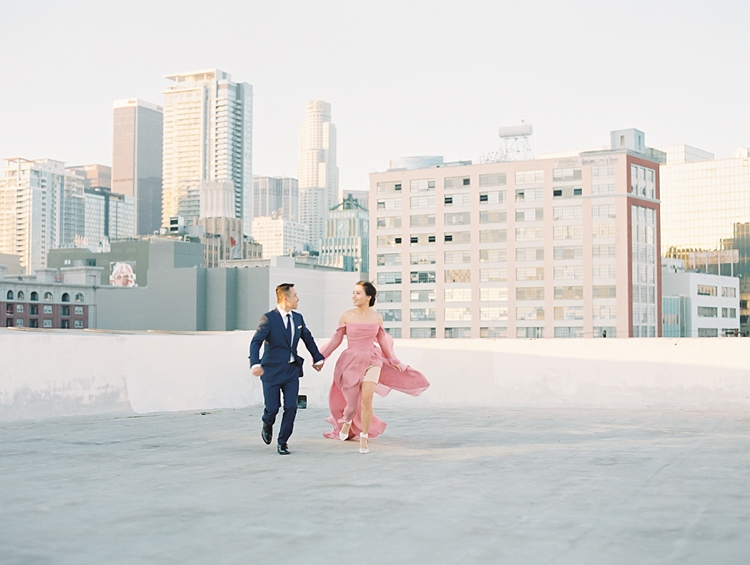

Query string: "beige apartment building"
[[370, 129, 661, 339]]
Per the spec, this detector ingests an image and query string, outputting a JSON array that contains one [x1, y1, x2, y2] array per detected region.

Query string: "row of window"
[[4, 318, 83, 328], [5, 304, 84, 315], [377, 229, 619, 248], [380, 305, 618, 322], [5, 290, 85, 302], [385, 325, 617, 339], [697, 307, 737, 318], [697, 285, 736, 297]]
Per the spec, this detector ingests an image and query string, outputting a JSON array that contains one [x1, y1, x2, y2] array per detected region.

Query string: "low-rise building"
[[661, 259, 740, 337], [1, 264, 101, 329]]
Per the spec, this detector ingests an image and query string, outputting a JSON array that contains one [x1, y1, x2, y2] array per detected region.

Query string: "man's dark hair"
[[357, 281, 377, 307], [276, 283, 295, 303]]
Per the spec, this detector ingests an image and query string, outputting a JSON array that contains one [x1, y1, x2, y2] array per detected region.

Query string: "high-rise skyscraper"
[[298, 100, 338, 250], [253, 176, 299, 221], [112, 99, 163, 236], [161, 69, 253, 235]]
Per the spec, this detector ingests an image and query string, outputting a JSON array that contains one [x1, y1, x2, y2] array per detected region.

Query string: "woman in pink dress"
[[319, 281, 430, 453]]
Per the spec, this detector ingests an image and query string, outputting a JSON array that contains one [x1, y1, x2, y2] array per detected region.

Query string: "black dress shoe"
[[261, 423, 272, 445], [277, 443, 290, 455]]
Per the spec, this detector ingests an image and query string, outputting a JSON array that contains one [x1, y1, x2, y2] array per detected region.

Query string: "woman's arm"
[[319, 318, 347, 358], [376, 325, 402, 369]]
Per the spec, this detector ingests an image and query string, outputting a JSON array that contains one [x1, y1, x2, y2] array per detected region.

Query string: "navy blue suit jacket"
[[249, 309, 324, 383]]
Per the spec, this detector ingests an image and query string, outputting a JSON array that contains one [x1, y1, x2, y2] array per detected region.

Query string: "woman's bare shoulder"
[[338, 309, 358, 324]]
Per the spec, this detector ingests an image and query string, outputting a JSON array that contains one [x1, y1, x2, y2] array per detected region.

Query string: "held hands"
[[252, 365, 264, 377], [313, 361, 325, 372]]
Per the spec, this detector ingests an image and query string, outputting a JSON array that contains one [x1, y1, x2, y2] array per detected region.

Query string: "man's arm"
[[298, 315, 325, 368], [249, 314, 271, 374]]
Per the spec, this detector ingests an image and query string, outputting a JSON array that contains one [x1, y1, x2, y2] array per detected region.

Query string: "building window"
[[479, 249, 506, 263], [409, 179, 435, 192], [410, 271, 436, 284], [17, 291, 24, 300], [722, 308, 737, 318], [384, 327, 402, 338], [517, 327, 544, 338], [410, 252, 435, 265], [74, 306, 84, 315], [553, 168, 582, 181], [6, 290, 12, 300], [445, 288, 472, 302], [697, 285, 717, 296], [75, 293, 84, 302], [410, 289, 436, 302], [30, 292, 39, 301], [480, 287, 508, 301], [444, 308, 472, 322], [5, 304, 12, 314], [515, 170, 544, 184], [554, 306, 583, 320], [480, 307, 508, 321], [44, 292, 53, 302], [444, 232, 471, 244], [61, 293, 70, 302], [29, 319, 39, 328], [554, 327, 583, 338], [554, 286, 584, 300], [5, 319, 13, 327], [60, 306, 70, 316], [16, 304, 24, 313], [377, 272, 402, 285], [592, 285, 616, 299], [516, 307, 545, 320], [380, 309, 402, 322], [379, 291, 402, 303], [410, 214, 435, 227], [410, 308, 436, 322], [43, 319, 52, 328], [444, 251, 471, 264], [594, 327, 616, 338], [410, 328, 436, 339], [378, 253, 402, 266], [480, 268, 507, 282], [516, 267, 544, 281], [444, 269, 471, 283], [480, 326, 507, 338], [721, 287, 736, 298], [444, 176, 470, 189], [697, 306, 718, 318], [444, 212, 471, 226], [445, 327, 472, 338], [516, 287, 544, 300], [410, 196, 434, 209], [553, 266, 583, 280], [479, 210, 506, 224], [553, 226, 582, 240], [43, 305, 52, 314], [479, 191, 505, 204], [553, 246, 582, 260], [61, 320, 70, 329], [697, 328, 718, 337], [479, 173, 506, 187], [29, 305, 38, 316], [16, 319, 23, 327]]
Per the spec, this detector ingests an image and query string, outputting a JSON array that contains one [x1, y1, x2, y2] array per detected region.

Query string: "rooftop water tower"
[[481, 123, 534, 163]]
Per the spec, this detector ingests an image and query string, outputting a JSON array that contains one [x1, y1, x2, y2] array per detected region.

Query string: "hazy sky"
[[1, 0, 748, 189]]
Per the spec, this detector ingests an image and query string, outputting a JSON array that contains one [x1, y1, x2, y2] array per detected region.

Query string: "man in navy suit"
[[249, 283, 325, 455]]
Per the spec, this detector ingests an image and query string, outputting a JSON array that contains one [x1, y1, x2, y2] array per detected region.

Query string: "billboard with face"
[[110, 261, 137, 287]]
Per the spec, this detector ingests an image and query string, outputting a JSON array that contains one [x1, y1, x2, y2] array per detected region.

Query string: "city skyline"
[[1, 1, 748, 192]]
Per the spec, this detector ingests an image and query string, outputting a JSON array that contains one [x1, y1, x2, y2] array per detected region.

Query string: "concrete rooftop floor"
[[1, 406, 749, 565]]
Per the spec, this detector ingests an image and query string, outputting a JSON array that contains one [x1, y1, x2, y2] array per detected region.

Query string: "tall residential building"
[[253, 176, 299, 221], [252, 216, 309, 259], [112, 99, 163, 236], [161, 70, 253, 235], [319, 194, 369, 274], [298, 100, 338, 250], [0, 158, 83, 273], [371, 129, 661, 339]]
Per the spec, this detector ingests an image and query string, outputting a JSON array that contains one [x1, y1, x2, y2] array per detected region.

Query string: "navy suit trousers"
[[261, 362, 300, 445]]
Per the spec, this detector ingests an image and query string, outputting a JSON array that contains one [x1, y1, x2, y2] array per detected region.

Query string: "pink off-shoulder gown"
[[319, 323, 430, 439]]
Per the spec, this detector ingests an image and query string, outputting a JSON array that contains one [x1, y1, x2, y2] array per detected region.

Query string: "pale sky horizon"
[[1, 0, 748, 190]]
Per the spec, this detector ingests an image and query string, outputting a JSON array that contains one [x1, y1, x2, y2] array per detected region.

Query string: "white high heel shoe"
[[359, 432, 369, 454], [339, 421, 352, 441]]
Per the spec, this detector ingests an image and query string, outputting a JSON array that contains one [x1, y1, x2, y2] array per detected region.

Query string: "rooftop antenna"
[[481, 122, 534, 163]]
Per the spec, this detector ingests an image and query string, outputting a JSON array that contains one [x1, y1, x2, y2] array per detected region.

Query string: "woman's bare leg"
[[360, 381, 376, 449]]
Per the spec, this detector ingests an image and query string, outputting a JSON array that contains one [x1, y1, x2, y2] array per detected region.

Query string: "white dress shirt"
[[251, 306, 323, 369]]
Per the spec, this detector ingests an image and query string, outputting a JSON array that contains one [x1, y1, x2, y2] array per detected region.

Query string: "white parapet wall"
[[2, 328, 750, 420]]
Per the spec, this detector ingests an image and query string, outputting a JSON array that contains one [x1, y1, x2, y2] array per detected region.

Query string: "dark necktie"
[[287, 313, 293, 348]]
